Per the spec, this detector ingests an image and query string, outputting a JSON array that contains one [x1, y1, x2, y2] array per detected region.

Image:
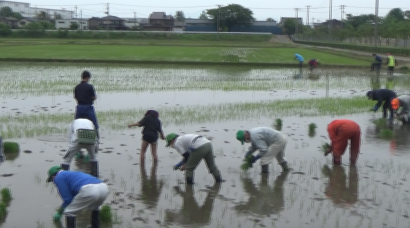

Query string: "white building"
[[55, 19, 88, 30], [0, 0, 72, 19]]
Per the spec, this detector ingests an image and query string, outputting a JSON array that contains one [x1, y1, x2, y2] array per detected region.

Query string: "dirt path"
[[269, 35, 292, 44]]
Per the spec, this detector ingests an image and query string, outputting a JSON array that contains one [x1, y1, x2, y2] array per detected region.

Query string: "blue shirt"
[[53, 171, 102, 208], [295, 54, 304, 62]]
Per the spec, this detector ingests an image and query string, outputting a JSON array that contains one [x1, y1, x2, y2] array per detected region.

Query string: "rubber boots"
[[186, 176, 194, 185], [91, 210, 100, 228], [90, 161, 99, 178], [61, 164, 70, 171], [261, 165, 269, 174], [280, 162, 290, 171], [66, 216, 76, 228], [213, 174, 223, 183]]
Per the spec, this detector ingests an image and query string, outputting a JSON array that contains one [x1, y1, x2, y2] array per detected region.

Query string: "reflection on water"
[[165, 183, 221, 226], [365, 122, 410, 153], [139, 163, 164, 210], [234, 172, 288, 216], [0, 136, 4, 164], [323, 165, 358, 207]]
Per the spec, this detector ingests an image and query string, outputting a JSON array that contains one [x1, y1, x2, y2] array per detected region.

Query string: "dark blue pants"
[[75, 105, 99, 131]]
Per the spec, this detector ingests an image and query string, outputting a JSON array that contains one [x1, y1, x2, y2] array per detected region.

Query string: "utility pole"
[[329, 0, 333, 38], [312, 17, 315, 27], [217, 4, 222, 41], [134, 12, 137, 28], [74, 5, 77, 19], [340, 5, 345, 29], [80, 10, 82, 30], [105, 3, 109, 39], [294, 8, 300, 35], [374, 0, 379, 48], [306, 5, 311, 26]]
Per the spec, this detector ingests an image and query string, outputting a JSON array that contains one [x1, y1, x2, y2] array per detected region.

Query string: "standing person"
[[391, 95, 410, 124], [324, 119, 361, 165], [386, 53, 398, 76], [74, 70, 99, 138], [47, 166, 109, 228], [61, 118, 99, 177], [294, 53, 304, 68], [308, 59, 320, 70], [165, 133, 222, 184], [236, 127, 290, 174], [128, 110, 165, 164], [366, 89, 397, 119], [370, 53, 382, 73]]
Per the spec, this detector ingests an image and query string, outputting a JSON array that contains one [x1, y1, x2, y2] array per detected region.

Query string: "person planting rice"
[[366, 89, 397, 120], [74, 70, 99, 138], [324, 119, 361, 165], [47, 166, 109, 228], [294, 53, 304, 68], [61, 118, 99, 177], [236, 127, 290, 174], [308, 59, 320, 70], [165, 133, 222, 184], [128, 110, 165, 164], [391, 95, 410, 124], [370, 53, 382, 73]]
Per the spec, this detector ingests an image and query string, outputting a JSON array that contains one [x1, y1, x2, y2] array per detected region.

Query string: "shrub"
[[0, 23, 12, 36]]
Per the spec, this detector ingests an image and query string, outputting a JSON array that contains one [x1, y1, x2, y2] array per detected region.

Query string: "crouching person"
[[165, 133, 222, 184], [62, 118, 99, 177], [47, 166, 109, 228], [236, 127, 290, 174]]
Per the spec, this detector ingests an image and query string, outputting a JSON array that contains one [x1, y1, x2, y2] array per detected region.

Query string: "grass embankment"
[[0, 44, 369, 66]]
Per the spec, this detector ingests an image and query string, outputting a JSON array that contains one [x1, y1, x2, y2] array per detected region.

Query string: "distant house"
[[88, 16, 128, 30], [279, 17, 303, 25], [185, 18, 216, 32], [17, 17, 52, 28], [55, 19, 88, 30], [0, 16, 19, 29], [173, 21, 185, 32], [143, 12, 174, 31], [318, 19, 345, 29]]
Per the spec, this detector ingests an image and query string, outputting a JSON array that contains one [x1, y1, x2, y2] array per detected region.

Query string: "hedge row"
[[294, 40, 410, 57]]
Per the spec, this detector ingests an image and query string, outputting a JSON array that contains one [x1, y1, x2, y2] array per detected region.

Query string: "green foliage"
[[240, 161, 251, 171], [0, 23, 11, 36], [100, 205, 112, 223], [198, 10, 208, 20], [0, 202, 7, 220], [0, 7, 13, 17], [283, 19, 296, 35], [69, 23, 79, 30], [174, 11, 185, 22], [3, 142, 19, 153], [22, 22, 45, 37], [0, 188, 11, 203], [275, 118, 282, 131], [385, 8, 405, 22], [308, 123, 317, 137], [321, 143, 330, 153], [36, 11, 49, 20], [373, 118, 387, 129], [207, 4, 255, 31], [380, 129, 394, 139], [54, 13, 62, 20], [56, 28, 68, 38]]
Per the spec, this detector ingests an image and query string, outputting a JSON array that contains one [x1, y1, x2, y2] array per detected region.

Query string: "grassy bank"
[[0, 45, 369, 66]]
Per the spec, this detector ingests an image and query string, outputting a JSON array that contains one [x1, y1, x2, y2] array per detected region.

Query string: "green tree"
[[36, 11, 49, 20], [345, 14, 376, 30], [23, 22, 45, 37], [385, 8, 405, 22], [69, 22, 79, 30], [174, 11, 185, 22], [266, 18, 275, 22], [0, 7, 13, 17], [0, 23, 12, 36], [198, 10, 208, 20], [282, 19, 296, 35], [404, 10, 410, 20], [206, 4, 254, 31], [54, 13, 62, 20]]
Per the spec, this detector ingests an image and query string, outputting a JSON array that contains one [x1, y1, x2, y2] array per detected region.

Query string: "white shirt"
[[173, 134, 209, 155], [67, 119, 95, 143]]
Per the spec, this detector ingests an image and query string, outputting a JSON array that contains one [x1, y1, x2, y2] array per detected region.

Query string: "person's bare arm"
[[159, 130, 165, 140], [128, 122, 141, 128]]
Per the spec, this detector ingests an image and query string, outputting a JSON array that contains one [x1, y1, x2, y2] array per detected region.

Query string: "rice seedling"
[[0, 188, 12, 203], [321, 143, 331, 154], [275, 119, 283, 131], [0, 202, 7, 220], [308, 123, 317, 137], [373, 118, 388, 129], [380, 129, 394, 140], [3, 142, 19, 153], [100, 205, 113, 223]]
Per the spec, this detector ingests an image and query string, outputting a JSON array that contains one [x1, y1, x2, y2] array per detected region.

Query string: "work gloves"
[[53, 212, 62, 221], [373, 105, 380, 112], [173, 161, 184, 170]]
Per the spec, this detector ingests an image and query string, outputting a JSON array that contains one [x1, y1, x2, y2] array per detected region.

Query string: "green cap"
[[165, 133, 179, 147], [47, 166, 62, 182], [236, 130, 245, 145]]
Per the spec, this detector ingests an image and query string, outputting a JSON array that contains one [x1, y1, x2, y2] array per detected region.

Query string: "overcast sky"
[[26, 0, 409, 23]]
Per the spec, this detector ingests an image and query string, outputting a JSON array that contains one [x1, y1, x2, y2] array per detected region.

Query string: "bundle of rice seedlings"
[[240, 162, 251, 171], [0, 188, 11, 203], [275, 118, 283, 131], [380, 129, 394, 139], [308, 123, 317, 137], [322, 143, 331, 154], [100, 205, 113, 223], [3, 142, 19, 154]]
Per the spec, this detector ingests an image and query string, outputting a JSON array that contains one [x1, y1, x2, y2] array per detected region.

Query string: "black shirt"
[[139, 116, 162, 137], [74, 81, 96, 105]]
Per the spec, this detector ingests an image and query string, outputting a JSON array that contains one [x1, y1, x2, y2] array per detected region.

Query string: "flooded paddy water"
[[1, 63, 410, 228]]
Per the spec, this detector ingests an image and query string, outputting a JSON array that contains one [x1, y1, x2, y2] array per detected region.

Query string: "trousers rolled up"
[[75, 105, 99, 132], [64, 183, 109, 216], [185, 143, 221, 179], [62, 141, 97, 165], [260, 133, 287, 166]]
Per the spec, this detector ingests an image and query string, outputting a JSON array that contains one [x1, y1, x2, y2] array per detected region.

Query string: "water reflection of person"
[[234, 172, 288, 216], [0, 136, 4, 164], [165, 183, 221, 226], [139, 162, 164, 210], [323, 165, 358, 207]]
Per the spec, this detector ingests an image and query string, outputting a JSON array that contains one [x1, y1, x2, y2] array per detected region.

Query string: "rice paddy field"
[[1, 62, 410, 228]]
